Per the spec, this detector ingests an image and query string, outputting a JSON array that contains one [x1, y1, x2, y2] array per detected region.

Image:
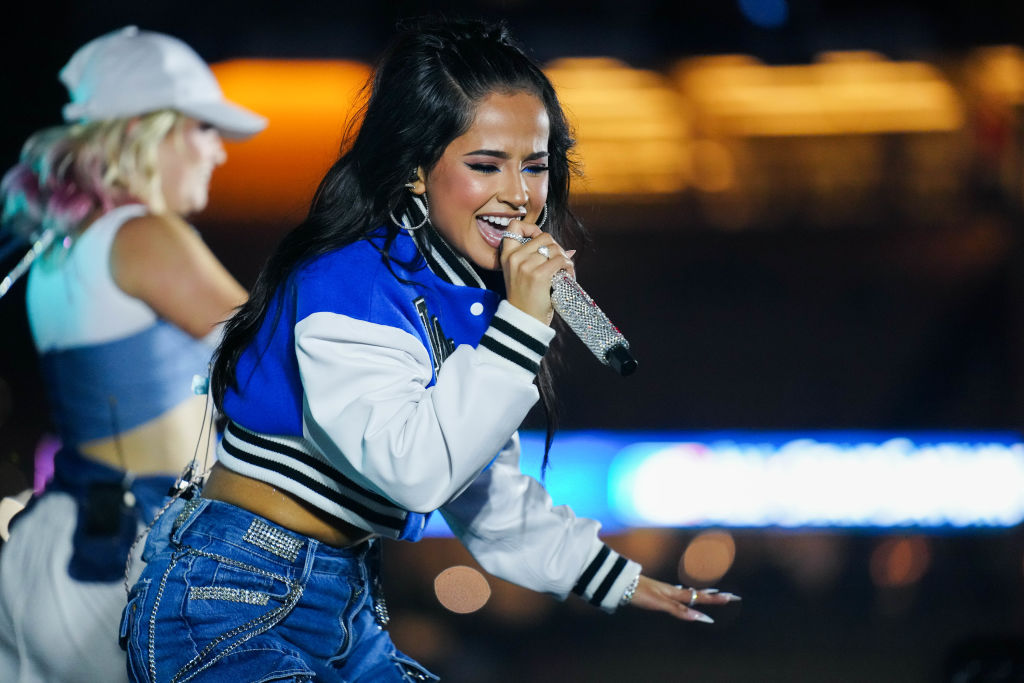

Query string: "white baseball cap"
[[60, 26, 267, 139]]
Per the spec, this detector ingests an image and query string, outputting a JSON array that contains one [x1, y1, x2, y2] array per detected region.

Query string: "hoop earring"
[[536, 203, 548, 229], [389, 194, 429, 230]]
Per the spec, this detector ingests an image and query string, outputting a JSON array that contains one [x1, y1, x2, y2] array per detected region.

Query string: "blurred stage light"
[[433, 565, 491, 614], [966, 45, 1024, 104], [545, 57, 693, 196], [674, 52, 964, 137], [207, 59, 372, 226], [680, 530, 736, 584], [425, 431, 1024, 535], [204, 57, 697, 224], [33, 433, 58, 493], [609, 434, 1024, 529], [738, 0, 789, 29], [689, 140, 736, 192], [869, 537, 931, 588], [198, 51, 972, 225]]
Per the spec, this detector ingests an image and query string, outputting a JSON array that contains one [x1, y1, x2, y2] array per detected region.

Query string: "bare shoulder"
[[108, 211, 245, 337], [110, 212, 209, 297], [114, 212, 200, 255]]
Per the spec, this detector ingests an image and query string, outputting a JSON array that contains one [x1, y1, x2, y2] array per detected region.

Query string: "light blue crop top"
[[26, 204, 213, 445]]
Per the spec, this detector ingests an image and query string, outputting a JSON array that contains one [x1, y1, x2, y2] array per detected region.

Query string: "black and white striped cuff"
[[572, 544, 643, 613], [477, 300, 555, 376]]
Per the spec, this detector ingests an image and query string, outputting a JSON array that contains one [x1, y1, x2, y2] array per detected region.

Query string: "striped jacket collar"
[[411, 225, 487, 290]]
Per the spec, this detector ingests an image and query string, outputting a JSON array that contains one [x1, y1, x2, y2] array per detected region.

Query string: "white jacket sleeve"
[[296, 300, 555, 513], [440, 433, 642, 613]]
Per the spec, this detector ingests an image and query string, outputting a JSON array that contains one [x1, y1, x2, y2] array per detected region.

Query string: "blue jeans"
[[120, 497, 437, 682]]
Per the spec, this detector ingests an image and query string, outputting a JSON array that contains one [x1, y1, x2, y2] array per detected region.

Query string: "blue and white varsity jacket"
[[219, 224, 641, 612]]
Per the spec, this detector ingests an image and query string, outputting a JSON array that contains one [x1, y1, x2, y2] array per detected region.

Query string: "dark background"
[[2, 2, 1024, 681]]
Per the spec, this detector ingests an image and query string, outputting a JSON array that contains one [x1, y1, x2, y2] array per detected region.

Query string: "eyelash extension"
[[465, 163, 549, 174], [466, 163, 499, 173]]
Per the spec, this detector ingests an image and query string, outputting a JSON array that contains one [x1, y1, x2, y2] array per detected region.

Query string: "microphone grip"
[[550, 270, 637, 376]]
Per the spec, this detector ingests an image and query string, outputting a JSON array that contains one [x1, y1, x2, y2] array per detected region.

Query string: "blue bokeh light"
[[424, 430, 1024, 536], [738, 0, 789, 29]]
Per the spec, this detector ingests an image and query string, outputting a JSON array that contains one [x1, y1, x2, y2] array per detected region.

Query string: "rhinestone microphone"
[[500, 229, 637, 376], [550, 269, 637, 376]]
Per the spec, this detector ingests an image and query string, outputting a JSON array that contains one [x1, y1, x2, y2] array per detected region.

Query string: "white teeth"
[[479, 215, 514, 227]]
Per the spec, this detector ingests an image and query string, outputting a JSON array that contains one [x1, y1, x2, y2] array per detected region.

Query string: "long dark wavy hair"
[[212, 17, 586, 463]]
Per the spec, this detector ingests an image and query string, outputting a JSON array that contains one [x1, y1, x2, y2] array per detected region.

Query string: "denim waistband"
[[172, 497, 375, 573]]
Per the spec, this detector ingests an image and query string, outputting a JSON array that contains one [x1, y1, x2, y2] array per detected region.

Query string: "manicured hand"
[[628, 576, 741, 623]]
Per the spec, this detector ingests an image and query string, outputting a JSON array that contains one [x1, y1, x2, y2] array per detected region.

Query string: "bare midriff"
[[78, 394, 214, 475], [78, 394, 372, 548], [202, 462, 376, 549]]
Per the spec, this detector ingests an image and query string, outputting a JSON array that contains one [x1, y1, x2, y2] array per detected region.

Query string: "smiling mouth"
[[476, 214, 526, 248]]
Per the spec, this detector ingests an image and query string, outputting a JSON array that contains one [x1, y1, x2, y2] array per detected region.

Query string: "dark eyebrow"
[[463, 149, 549, 161]]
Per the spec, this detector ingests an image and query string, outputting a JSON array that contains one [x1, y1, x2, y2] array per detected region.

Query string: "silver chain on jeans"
[[370, 541, 390, 627], [156, 547, 302, 683]]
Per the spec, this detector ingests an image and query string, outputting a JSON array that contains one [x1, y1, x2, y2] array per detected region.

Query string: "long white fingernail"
[[691, 612, 715, 624], [703, 588, 719, 595], [720, 592, 742, 602]]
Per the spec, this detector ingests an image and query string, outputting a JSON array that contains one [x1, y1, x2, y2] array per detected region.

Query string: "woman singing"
[[122, 17, 738, 682]]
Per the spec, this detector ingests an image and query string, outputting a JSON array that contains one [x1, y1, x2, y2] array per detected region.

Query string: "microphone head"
[[605, 344, 638, 377]]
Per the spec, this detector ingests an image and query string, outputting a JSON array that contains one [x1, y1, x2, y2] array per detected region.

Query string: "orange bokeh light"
[[207, 59, 372, 226], [869, 536, 931, 588], [679, 530, 736, 584], [433, 565, 492, 614]]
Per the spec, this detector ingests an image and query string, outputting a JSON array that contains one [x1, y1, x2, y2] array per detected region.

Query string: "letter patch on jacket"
[[414, 297, 454, 374]]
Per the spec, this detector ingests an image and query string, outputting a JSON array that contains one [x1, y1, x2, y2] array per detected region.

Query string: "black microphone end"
[[606, 345, 638, 376]]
